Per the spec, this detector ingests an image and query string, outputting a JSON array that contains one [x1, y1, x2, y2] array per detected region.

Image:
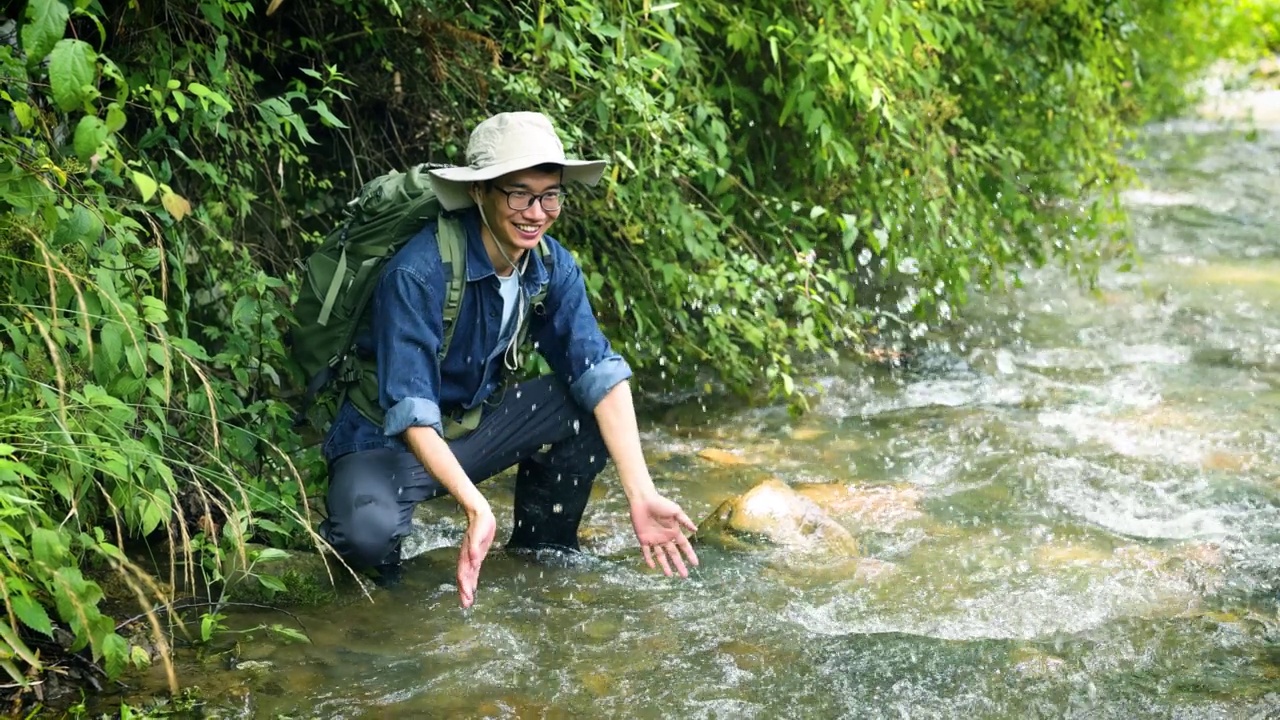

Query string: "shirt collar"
[[459, 208, 550, 289]]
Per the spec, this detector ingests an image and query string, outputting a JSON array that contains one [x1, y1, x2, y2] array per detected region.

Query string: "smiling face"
[[474, 165, 564, 274]]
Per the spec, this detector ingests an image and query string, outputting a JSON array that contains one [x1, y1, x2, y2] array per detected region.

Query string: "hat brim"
[[428, 156, 608, 211]]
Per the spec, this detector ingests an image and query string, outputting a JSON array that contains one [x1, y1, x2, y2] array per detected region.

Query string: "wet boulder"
[[791, 481, 923, 533], [695, 478, 859, 556]]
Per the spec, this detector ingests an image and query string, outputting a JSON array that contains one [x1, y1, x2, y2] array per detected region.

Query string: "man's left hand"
[[630, 494, 699, 577]]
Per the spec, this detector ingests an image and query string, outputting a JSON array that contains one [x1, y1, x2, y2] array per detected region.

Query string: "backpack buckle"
[[332, 353, 362, 383]]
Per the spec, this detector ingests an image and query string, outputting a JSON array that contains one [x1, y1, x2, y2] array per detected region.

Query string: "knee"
[[323, 496, 400, 569]]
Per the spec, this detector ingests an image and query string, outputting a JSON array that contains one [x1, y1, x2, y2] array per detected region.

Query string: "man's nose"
[[522, 199, 549, 220]]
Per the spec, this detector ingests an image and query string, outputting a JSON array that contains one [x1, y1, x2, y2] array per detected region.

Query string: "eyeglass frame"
[[486, 184, 567, 212]]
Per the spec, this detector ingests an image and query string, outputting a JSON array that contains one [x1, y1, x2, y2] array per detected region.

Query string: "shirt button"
[[489, 309, 498, 318]]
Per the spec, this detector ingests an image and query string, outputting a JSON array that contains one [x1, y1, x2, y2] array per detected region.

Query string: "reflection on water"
[[105, 103, 1280, 719]]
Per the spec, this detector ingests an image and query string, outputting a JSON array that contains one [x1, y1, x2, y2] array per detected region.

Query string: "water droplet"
[[552, 503, 563, 514]]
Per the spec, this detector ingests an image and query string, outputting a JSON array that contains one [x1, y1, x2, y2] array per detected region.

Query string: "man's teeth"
[[515, 224, 540, 233]]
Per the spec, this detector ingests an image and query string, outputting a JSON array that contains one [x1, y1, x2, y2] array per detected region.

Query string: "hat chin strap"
[[476, 200, 531, 372]]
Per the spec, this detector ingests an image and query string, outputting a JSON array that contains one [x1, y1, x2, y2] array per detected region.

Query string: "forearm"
[[593, 380, 657, 505], [402, 425, 489, 516]]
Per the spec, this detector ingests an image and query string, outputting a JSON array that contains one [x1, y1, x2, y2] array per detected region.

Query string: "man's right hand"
[[458, 501, 496, 608]]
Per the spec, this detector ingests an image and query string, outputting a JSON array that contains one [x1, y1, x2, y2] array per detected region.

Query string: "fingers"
[[675, 531, 699, 569], [663, 542, 689, 578], [641, 542, 656, 570], [457, 552, 477, 609], [652, 545, 673, 577], [676, 510, 698, 535]]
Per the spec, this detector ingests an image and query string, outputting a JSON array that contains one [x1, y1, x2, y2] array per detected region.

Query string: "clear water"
[[107, 101, 1280, 719]]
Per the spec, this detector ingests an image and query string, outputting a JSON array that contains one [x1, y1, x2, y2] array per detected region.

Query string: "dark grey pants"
[[320, 375, 609, 569]]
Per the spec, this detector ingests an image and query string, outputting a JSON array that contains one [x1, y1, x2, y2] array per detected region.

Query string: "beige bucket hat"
[[428, 111, 608, 211]]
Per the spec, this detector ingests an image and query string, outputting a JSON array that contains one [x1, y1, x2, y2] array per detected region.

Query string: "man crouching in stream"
[[318, 112, 699, 606]]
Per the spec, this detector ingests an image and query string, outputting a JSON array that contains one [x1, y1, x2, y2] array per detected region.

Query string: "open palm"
[[630, 493, 699, 577]]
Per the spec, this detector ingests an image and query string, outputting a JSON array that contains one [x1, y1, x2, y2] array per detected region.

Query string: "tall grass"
[[0, 236, 344, 708]]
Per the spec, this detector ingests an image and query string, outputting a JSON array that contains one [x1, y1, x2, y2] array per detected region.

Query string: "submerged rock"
[[696, 447, 756, 467], [695, 478, 859, 556]]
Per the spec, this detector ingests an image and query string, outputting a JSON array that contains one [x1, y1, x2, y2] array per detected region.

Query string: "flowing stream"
[[102, 91, 1280, 719]]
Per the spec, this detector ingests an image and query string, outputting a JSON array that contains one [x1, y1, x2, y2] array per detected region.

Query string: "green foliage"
[[0, 0, 1274, 707], [0, 0, 338, 702]]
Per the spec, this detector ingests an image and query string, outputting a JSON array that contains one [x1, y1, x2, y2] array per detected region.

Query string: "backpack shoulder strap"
[[436, 213, 468, 361], [529, 237, 554, 307]]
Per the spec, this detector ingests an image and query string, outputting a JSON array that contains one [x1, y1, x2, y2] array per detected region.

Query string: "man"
[[319, 111, 699, 607]]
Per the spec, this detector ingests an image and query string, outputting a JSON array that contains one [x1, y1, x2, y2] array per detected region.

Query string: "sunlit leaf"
[[48, 39, 97, 111], [131, 171, 158, 202], [10, 101, 34, 129], [21, 0, 69, 63]]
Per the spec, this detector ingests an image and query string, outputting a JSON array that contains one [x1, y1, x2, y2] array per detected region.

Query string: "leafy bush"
[[1, 0, 337, 697], [0, 0, 1273, 706]]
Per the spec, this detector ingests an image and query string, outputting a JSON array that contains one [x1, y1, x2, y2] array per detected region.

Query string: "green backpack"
[[291, 164, 549, 438]]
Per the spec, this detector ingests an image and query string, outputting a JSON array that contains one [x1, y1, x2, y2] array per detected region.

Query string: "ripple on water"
[[1038, 456, 1230, 541]]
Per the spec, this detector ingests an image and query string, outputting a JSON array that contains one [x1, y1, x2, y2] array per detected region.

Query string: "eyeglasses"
[[490, 186, 565, 212]]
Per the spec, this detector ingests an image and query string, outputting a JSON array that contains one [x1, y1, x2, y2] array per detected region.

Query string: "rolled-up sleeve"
[[532, 241, 633, 412], [374, 260, 447, 438]]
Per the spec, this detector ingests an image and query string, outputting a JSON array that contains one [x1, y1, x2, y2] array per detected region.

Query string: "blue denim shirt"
[[321, 208, 632, 461]]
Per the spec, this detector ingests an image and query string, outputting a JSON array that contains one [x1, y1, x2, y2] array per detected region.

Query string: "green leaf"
[[99, 322, 123, 368], [257, 574, 288, 593], [146, 342, 169, 368], [1, 659, 26, 685], [145, 377, 167, 402], [138, 499, 168, 536], [140, 296, 168, 324], [21, 0, 69, 63], [11, 101, 34, 130], [48, 39, 97, 112], [72, 115, 107, 162], [52, 204, 104, 248], [253, 547, 290, 563], [840, 213, 860, 251], [284, 114, 317, 145], [105, 104, 127, 132], [101, 631, 129, 678], [131, 171, 158, 202], [125, 342, 145, 378], [309, 100, 348, 128], [0, 622, 40, 668], [169, 337, 210, 361], [187, 82, 233, 111], [11, 595, 54, 637], [267, 624, 310, 643], [31, 526, 66, 566]]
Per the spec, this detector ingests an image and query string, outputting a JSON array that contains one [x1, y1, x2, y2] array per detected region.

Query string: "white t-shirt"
[[497, 272, 521, 336]]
